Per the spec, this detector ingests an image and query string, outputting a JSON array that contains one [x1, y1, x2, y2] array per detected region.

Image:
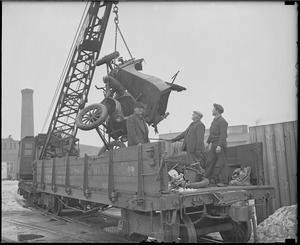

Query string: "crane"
[[39, 1, 116, 159]]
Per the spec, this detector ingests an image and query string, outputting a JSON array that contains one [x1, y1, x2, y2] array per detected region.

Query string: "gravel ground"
[[1, 180, 128, 243], [248, 204, 297, 243], [2, 180, 28, 212]]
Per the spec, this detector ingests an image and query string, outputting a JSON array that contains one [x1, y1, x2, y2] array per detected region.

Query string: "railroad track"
[[12, 200, 226, 243], [3, 219, 97, 243], [198, 235, 224, 243], [3, 202, 128, 243], [27, 206, 96, 228]]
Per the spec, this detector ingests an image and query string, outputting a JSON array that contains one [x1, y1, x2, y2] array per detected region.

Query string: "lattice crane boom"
[[39, 1, 115, 159]]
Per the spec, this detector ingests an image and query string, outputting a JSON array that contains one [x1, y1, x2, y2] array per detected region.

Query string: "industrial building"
[[1, 135, 19, 179]]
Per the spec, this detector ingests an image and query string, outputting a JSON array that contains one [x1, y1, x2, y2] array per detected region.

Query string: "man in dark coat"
[[203, 103, 229, 186], [171, 111, 206, 167], [126, 102, 150, 146]]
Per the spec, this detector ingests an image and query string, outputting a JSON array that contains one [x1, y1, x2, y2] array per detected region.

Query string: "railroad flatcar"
[[18, 136, 275, 242]]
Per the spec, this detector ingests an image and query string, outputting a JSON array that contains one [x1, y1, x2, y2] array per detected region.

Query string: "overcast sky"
[[2, 1, 297, 147]]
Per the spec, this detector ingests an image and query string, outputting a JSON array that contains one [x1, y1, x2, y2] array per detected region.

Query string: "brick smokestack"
[[21, 88, 34, 140]]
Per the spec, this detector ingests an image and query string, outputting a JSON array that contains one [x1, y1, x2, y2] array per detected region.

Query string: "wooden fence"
[[249, 121, 297, 214]]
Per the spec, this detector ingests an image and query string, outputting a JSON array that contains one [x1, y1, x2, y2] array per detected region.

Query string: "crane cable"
[[41, 2, 89, 133], [113, 4, 134, 62]]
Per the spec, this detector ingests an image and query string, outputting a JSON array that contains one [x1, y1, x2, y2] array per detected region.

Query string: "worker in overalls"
[[204, 103, 229, 186]]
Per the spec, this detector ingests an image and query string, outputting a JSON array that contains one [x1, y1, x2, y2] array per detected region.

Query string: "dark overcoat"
[[126, 113, 150, 146], [174, 120, 206, 153]]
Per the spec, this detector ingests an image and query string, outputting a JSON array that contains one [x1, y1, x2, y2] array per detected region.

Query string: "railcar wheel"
[[98, 140, 126, 155], [76, 103, 108, 130], [52, 196, 63, 216], [23, 191, 29, 200], [179, 213, 197, 243], [220, 220, 252, 243]]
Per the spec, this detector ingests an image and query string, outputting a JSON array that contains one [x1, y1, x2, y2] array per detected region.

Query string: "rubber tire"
[[220, 220, 252, 243], [95, 51, 119, 66], [76, 103, 108, 131], [98, 141, 126, 155]]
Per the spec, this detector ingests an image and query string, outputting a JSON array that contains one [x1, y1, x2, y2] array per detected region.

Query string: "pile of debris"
[[249, 204, 297, 243]]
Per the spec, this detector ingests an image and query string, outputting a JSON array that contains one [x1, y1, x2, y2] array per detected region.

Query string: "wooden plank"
[[226, 146, 238, 179], [69, 175, 84, 186], [249, 127, 257, 143], [55, 175, 65, 185], [36, 167, 41, 177], [51, 159, 56, 190], [164, 141, 184, 157], [88, 160, 158, 177], [251, 126, 269, 186], [52, 157, 67, 167], [235, 143, 264, 185], [113, 175, 138, 184], [69, 165, 84, 176], [164, 141, 174, 157], [252, 125, 277, 217], [255, 142, 264, 185], [142, 159, 161, 173], [137, 144, 145, 202], [89, 163, 109, 176], [89, 176, 109, 189], [65, 156, 70, 194], [264, 124, 281, 210], [87, 154, 109, 163], [226, 157, 238, 167], [293, 121, 297, 147], [44, 166, 52, 184], [83, 154, 89, 194], [34, 142, 164, 169], [106, 142, 165, 162], [283, 122, 297, 204], [44, 159, 53, 168], [69, 157, 86, 166], [113, 161, 138, 176], [227, 146, 237, 158], [143, 168, 161, 193], [44, 175, 52, 184], [55, 167, 66, 176], [236, 143, 258, 181], [114, 176, 138, 192], [273, 123, 291, 206]]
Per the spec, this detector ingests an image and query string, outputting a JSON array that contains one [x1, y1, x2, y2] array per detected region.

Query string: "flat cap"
[[134, 101, 145, 108], [213, 103, 224, 113], [193, 111, 203, 117]]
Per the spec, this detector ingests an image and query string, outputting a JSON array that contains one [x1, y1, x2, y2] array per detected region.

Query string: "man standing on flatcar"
[[171, 111, 206, 169], [204, 103, 229, 186], [126, 102, 150, 146]]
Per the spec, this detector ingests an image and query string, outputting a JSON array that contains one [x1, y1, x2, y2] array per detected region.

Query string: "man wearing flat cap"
[[204, 103, 229, 186], [126, 102, 150, 146], [171, 111, 206, 169]]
